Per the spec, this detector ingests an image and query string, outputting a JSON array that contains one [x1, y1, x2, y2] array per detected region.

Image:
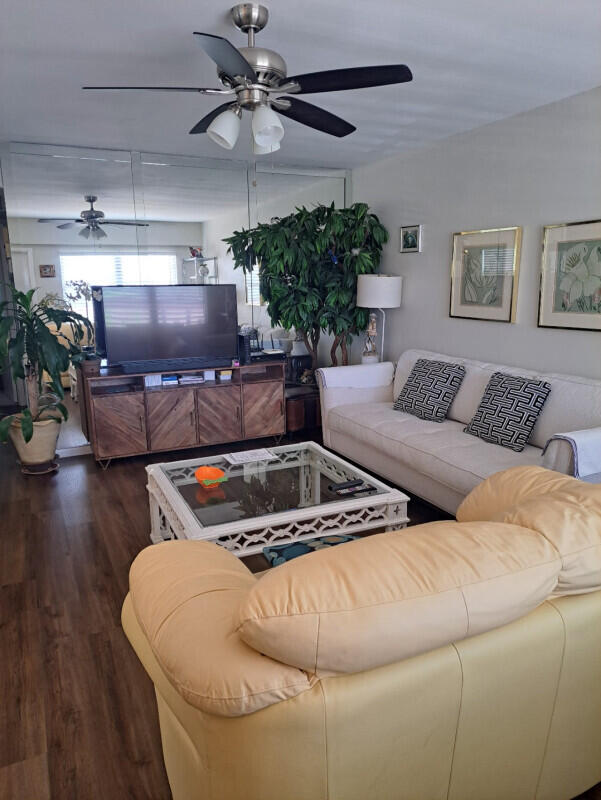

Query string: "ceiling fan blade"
[[37, 218, 80, 223], [82, 86, 230, 95], [286, 65, 413, 94], [189, 102, 236, 134], [193, 32, 256, 81], [99, 221, 150, 227], [276, 97, 355, 137], [57, 222, 79, 230]]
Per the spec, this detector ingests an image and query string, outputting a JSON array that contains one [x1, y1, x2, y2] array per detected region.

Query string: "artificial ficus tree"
[[312, 203, 388, 365], [223, 202, 389, 369]]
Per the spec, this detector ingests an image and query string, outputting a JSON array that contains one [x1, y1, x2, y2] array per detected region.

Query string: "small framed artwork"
[[450, 227, 522, 323], [400, 225, 422, 253], [39, 264, 56, 278], [539, 219, 601, 330]]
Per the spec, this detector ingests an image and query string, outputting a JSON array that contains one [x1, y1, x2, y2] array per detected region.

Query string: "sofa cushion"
[[237, 521, 561, 675], [393, 349, 601, 449], [327, 402, 543, 496], [464, 372, 551, 452], [128, 540, 314, 717], [457, 466, 601, 595], [393, 358, 466, 422]]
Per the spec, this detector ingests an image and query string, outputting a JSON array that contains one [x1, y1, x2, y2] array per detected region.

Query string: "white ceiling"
[[1, 0, 600, 169], [2, 149, 342, 220]]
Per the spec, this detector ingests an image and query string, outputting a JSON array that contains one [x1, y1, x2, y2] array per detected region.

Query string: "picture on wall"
[[539, 219, 601, 330], [449, 227, 522, 323], [399, 225, 422, 253], [39, 264, 56, 278]]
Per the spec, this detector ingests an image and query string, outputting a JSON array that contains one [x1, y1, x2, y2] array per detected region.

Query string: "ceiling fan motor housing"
[[226, 4, 287, 104]]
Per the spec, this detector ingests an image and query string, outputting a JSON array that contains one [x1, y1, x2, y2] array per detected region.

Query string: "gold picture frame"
[[538, 218, 601, 331], [450, 227, 522, 323]]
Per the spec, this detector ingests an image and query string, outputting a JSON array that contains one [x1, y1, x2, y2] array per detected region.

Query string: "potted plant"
[[0, 287, 93, 473], [311, 203, 388, 365], [224, 202, 388, 370]]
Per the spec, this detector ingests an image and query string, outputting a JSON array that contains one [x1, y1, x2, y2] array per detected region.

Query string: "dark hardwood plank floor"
[[1, 433, 600, 800]]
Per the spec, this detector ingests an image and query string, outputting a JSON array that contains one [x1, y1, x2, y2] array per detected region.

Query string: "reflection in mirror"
[[1, 142, 347, 454], [203, 165, 346, 343], [2, 145, 141, 452]]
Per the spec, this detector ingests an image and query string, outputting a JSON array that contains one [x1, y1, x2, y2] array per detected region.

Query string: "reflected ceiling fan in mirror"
[[83, 3, 412, 153], [37, 195, 150, 240]]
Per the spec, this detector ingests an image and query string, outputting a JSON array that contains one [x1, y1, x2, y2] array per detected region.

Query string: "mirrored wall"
[[0, 141, 347, 449]]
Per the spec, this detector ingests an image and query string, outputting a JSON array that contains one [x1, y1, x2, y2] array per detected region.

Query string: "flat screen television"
[[93, 284, 238, 372]]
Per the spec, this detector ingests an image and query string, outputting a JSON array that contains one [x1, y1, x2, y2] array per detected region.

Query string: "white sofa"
[[317, 348, 601, 515]]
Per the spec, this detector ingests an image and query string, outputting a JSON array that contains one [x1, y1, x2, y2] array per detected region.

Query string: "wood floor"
[[1, 435, 600, 800]]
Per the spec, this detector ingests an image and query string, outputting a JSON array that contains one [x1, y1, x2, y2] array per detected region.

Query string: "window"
[[245, 263, 262, 306], [60, 253, 178, 318], [480, 245, 514, 275]]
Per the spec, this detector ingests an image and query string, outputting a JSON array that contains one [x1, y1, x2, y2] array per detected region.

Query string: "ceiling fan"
[[82, 3, 413, 154], [37, 195, 150, 240]]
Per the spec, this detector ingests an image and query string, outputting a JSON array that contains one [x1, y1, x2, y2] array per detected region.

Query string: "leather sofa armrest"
[[316, 363, 395, 447]]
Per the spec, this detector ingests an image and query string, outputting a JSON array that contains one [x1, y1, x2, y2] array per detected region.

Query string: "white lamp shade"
[[253, 138, 281, 155], [252, 105, 284, 147], [207, 109, 241, 150], [357, 274, 403, 308]]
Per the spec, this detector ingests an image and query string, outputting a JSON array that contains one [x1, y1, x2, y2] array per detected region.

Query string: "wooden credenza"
[[80, 362, 286, 463]]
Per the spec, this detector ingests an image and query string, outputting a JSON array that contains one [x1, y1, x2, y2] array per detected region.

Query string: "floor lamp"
[[357, 274, 403, 363]]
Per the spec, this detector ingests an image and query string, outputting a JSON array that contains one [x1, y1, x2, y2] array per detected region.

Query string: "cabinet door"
[[243, 381, 285, 439], [92, 393, 147, 458], [196, 386, 242, 445], [146, 388, 197, 451]]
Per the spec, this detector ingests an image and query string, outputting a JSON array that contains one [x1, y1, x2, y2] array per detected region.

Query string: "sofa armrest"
[[316, 363, 395, 447], [316, 361, 395, 390], [542, 438, 575, 476], [542, 428, 601, 481]]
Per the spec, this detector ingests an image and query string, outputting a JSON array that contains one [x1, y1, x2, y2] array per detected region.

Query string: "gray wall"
[[352, 86, 601, 379]]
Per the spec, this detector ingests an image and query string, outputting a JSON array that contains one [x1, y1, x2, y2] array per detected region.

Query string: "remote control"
[[328, 479, 363, 492]]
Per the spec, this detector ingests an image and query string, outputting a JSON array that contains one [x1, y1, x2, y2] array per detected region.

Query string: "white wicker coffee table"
[[146, 441, 409, 556]]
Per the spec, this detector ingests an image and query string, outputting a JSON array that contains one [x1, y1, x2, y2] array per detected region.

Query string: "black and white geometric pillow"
[[393, 359, 466, 422], [464, 372, 551, 452]]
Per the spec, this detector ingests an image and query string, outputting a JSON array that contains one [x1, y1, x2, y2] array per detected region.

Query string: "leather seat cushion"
[[237, 520, 560, 675], [457, 466, 601, 595]]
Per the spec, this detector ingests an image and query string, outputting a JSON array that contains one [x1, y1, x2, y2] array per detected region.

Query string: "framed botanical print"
[[450, 227, 521, 322], [539, 219, 601, 330]]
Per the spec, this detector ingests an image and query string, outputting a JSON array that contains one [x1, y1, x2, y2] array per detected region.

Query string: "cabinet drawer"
[[196, 385, 242, 445], [92, 393, 147, 458], [243, 381, 285, 439]]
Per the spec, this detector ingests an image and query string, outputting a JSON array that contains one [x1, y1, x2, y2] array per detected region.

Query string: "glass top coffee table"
[[146, 442, 409, 556]]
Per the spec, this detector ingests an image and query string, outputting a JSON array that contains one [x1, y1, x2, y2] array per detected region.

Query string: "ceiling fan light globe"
[[252, 105, 284, 147], [79, 226, 90, 239], [91, 227, 107, 240], [206, 108, 241, 149], [253, 138, 281, 155]]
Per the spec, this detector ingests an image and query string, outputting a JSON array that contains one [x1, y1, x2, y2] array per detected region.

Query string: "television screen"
[[95, 285, 238, 366]]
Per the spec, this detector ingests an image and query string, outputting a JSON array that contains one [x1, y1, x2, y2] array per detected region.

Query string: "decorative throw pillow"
[[393, 358, 466, 422], [464, 372, 551, 452]]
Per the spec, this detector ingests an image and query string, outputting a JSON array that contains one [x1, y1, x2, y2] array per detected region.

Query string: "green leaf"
[[0, 414, 14, 443], [20, 409, 34, 443]]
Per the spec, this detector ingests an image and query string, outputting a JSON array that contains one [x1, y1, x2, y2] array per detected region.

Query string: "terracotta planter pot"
[[9, 417, 60, 466]]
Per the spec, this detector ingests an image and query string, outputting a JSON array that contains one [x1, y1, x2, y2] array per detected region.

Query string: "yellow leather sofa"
[[122, 466, 601, 800]]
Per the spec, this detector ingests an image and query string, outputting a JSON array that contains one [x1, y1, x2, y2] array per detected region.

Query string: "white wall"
[[352, 86, 601, 379], [8, 217, 203, 295]]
